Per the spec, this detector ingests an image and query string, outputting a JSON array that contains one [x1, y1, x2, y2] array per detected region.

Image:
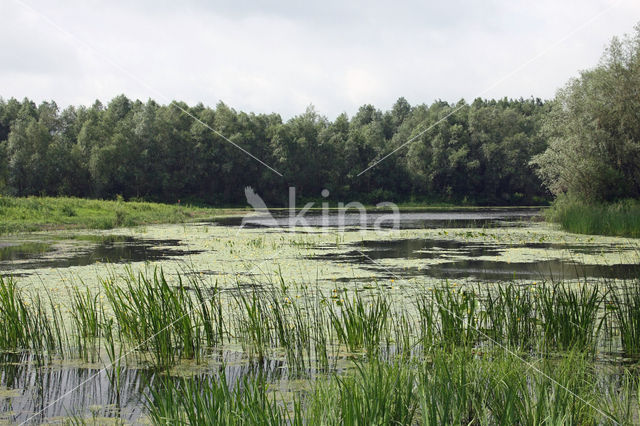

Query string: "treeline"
[[0, 95, 551, 206]]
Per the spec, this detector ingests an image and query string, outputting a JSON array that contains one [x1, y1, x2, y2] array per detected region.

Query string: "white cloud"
[[1, 0, 639, 118]]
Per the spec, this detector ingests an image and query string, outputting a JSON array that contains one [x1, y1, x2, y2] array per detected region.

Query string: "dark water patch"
[[0, 237, 202, 273], [0, 356, 149, 424], [405, 259, 640, 281], [341, 238, 635, 260], [521, 241, 638, 255], [312, 238, 640, 281], [348, 238, 503, 259], [0, 242, 51, 261], [214, 208, 541, 230], [64, 234, 134, 244]]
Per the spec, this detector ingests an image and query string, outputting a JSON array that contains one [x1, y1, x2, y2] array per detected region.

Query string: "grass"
[[145, 348, 624, 425], [432, 285, 479, 348], [483, 283, 537, 351], [3, 270, 640, 423], [333, 360, 418, 425], [328, 289, 390, 354], [547, 196, 640, 238], [539, 282, 604, 352], [607, 280, 640, 358], [102, 268, 225, 368], [0, 272, 637, 365], [147, 372, 290, 425], [0, 277, 66, 361], [0, 195, 246, 234]]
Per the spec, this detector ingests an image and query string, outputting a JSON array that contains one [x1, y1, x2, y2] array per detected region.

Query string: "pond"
[[1, 208, 639, 423], [2, 208, 637, 284]]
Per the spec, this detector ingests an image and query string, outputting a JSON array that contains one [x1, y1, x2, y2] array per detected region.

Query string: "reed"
[[432, 286, 479, 348], [146, 371, 289, 425], [547, 197, 640, 238], [483, 283, 538, 350], [539, 282, 604, 351], [335, 360, 418, 425], [607, 279, 640, 358], [102, 268, 213, 368], [69, 286, 101, 361], [0, 277, 66, 360], [328, 289, 390, 354]]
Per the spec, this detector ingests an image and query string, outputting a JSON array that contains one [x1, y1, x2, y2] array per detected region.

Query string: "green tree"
[[532, 25, 640, 202], [7, 116, 52, 195]]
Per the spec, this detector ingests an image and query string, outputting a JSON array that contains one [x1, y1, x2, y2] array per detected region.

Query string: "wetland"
[[1, 208, 640, 424]]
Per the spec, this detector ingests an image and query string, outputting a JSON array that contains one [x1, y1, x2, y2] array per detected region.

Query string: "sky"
[[1, 0, 639, 119]]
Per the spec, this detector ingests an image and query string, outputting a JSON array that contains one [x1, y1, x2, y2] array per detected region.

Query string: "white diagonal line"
[[12, 0, 283, 177], [357, 0, 621, 177], [353, 248, 618, 424], [18, 249, 286, 425]]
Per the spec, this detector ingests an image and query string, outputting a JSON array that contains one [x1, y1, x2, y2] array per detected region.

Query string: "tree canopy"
[[0, 95, 550, 205], [532, 25, 640, 202]]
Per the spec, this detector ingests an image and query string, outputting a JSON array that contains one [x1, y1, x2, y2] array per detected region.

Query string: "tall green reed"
[[607, 279, 640, 358], [328, 290, 390, 355]]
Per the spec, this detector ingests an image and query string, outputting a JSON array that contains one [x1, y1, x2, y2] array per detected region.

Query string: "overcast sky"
[[1, 0, 639, 119]]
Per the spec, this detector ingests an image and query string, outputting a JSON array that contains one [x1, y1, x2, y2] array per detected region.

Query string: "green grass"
[[539, 282, 604, 352], [1, 271, 637, 366], [0, 195, 246, 234], [483, 283, 538, 351], [4, 270, 640, 423], [0, 195, 543, 235], [333, 360, 418, 425], [0, 277, 66, 361], [147, 372, 290, 425], [328, 289, 390, 354], [145, 348, 626, 425], [102, 268, 225, 368], [547, 196, 640, 238], [607, 280, 640, 358]]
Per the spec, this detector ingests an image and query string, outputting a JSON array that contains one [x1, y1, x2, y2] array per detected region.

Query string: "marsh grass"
[[146, 371, 289, 425], [607, 280, 640, 358], [328, 289, 390, 355], [599, 370, 640, 425], [0, 196, 233, 234], [432, 286, 478, 348], [0, 272, 635, 366], [547, 197, 640, 238], [69, 286, 101, 361], [3, 270, 640, 424], [0, 276, 66, 361], [483, 283, 538, 350], [102, 268, 217, 368], [0, 277, 32, 350], [144, 348, 623, 425], [335, 360, 418, 425], [539, 282, 604, 352]]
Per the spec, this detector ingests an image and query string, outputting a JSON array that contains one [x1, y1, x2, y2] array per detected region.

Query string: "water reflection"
[[215, 208, 541, 229], [0, 237, 202, 274], [0, 351, 296, 423], [313, 238, 640, 281]]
